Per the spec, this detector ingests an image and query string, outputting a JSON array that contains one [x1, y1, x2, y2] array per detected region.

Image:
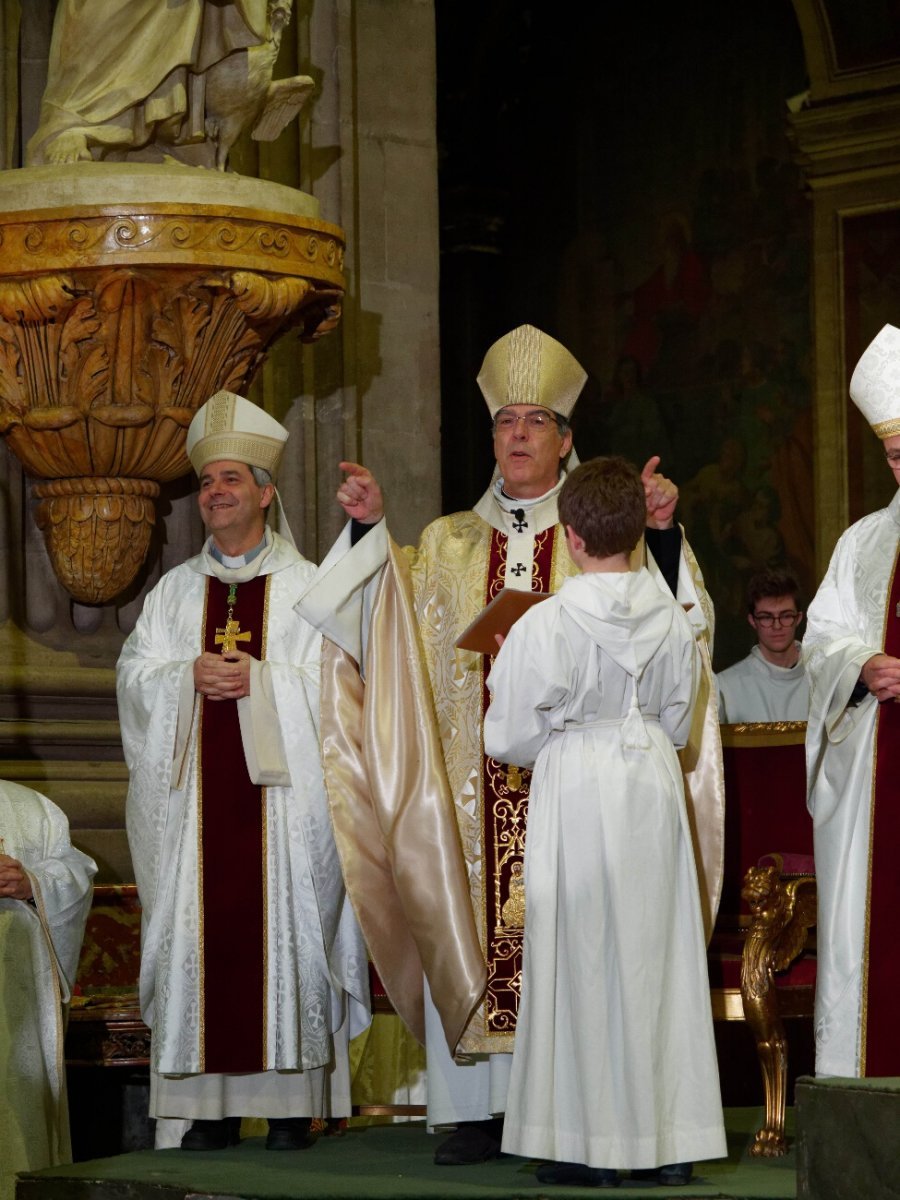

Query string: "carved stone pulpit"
[[0, 163, 343, 603]]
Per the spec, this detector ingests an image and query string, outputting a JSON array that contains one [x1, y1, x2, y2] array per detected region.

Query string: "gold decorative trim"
[[0, 207, 344, 285], [872, 417, 900, 438], [197, 581, 209, 1073], [261, 576, 271, 1067], [709, 988, 745, 1022], [719, 721, 807, 748]]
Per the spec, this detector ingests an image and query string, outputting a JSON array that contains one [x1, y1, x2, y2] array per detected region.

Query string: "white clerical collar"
[[209, 534, 268, 569], [200, 527, 276, 583], [493, 476, 564, 512]]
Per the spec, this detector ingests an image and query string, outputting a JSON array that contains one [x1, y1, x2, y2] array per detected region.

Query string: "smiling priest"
[[116, 392, 369, 1151]]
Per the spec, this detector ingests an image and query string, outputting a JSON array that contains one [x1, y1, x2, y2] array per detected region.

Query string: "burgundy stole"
[[199, 574, 268, 1073], [864, 546, 900, 1075], [480, 526, 556, 1036]]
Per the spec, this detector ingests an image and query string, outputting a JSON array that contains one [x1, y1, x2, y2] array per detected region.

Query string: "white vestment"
[[414, 483, 721, 1126], [298, 480, 723, 1129], [484, 571, 726, 1169], [803, 487, 900, 1077], [0, 782, 95, 1200], [117, 530, 369, 1144], [716, 644, 809, 722]]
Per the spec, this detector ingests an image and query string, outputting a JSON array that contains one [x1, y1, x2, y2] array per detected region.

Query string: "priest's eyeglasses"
[[494, 411, 559, 432], [752, 610, 801, 627], [885, 450, 900, 466]]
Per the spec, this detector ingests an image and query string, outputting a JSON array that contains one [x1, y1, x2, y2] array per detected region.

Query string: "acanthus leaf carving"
[[224, 270, 312, 321], [0, 198, 345, 603], [0, 273, 75, 323]]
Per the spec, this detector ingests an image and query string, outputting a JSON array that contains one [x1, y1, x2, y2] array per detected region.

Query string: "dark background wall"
[[436, 1, 812, 669]]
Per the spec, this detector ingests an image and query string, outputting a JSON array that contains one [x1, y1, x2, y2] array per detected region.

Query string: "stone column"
[[789, 0, 900, 570], [0, 0, 442, 881]]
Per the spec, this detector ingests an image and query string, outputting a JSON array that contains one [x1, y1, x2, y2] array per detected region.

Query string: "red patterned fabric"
[[478, 527, 556, 1035], [865, 550, 900, 1075], [200, 575, 267, 1073]]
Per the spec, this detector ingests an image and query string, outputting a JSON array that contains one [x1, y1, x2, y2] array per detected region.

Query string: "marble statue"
[[26, 0, 314, 171]]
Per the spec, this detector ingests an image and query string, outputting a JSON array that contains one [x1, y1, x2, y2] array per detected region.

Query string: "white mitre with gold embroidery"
[[186, 390, 289, 478], [473, 325, 585, 557], [849, 324, 900, 439], [476, 323, 587, 418]]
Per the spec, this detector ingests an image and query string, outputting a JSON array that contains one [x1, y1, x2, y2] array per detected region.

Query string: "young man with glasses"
[[715, 568, 808, 723]]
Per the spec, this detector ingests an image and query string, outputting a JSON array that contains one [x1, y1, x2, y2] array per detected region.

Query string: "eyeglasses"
[[493, 410, 560, 433], [885, 451, 900, 466], [752, 610, 801, 627]]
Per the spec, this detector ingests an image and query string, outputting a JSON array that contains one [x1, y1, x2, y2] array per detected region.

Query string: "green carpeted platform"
[[18, 1109, 797, 1200]]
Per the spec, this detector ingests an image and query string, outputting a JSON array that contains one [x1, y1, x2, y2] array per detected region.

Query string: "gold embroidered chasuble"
[[403, 486, 723, 1055]]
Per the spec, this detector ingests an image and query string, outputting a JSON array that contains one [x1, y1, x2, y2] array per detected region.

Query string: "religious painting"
[[556, 9, 813, 670]]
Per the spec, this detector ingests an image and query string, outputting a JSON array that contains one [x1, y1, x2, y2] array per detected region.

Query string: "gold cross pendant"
[[215, 618, 252, 654]]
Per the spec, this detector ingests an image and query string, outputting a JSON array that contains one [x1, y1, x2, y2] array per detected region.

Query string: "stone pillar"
[[0, 0, 442, 881], [789, 1, 900, 571]]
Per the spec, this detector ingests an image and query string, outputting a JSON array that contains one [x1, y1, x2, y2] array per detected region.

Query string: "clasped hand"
[[861, 653, 900, 702], [0, 853, 33, 901], [194, 650, 252, 700]]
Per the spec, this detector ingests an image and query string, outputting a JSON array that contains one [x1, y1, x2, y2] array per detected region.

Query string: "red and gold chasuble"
[[479, 526, 557, 1035], [198, 573, 269, 1073], [864, 547, 900, 1075]]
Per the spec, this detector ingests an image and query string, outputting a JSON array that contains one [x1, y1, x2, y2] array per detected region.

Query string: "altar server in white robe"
[[804, 323, 900, 1079], [117, 391, 369, 1151], [484, 457, 726, 1188], [0, 781, 96, 1200]]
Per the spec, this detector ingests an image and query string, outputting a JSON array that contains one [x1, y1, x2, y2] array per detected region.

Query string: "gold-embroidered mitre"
[[476, 324, 587, 419], [850, 324, 900, 439], [186, 390, 289, 479]]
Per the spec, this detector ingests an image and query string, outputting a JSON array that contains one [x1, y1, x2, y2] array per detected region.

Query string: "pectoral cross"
[[215, 618, 252, 654]]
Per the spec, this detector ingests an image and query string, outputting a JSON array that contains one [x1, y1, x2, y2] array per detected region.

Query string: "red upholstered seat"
[[711, 722, 816, 1158]]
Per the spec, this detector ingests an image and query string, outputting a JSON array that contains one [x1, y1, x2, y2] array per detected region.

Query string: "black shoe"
[[180, 1117, 241, 1151], [265, 1118, 314, 1151], [630, 1162, 693, 1186], [535, 1161, 620, 1187], [433, 1118, 503, 1165]]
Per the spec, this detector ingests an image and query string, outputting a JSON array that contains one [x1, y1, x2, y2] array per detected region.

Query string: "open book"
[[455, 588, 551, 655]]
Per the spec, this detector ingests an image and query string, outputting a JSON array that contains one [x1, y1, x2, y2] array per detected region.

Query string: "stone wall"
[[0, 0, 442, 881]]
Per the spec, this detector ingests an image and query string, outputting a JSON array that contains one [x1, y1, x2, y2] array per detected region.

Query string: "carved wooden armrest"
[[740, 858, 817, 1157]]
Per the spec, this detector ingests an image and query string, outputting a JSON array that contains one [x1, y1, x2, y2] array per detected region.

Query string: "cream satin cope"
[[319, 538, 487, 1052], [413, 509, 722, 1054], [313, 510, 723, 1057]]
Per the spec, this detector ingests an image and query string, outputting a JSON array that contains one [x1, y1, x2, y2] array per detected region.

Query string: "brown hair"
[[746, 568, 802, 614], [558, 456, 645, 558]]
